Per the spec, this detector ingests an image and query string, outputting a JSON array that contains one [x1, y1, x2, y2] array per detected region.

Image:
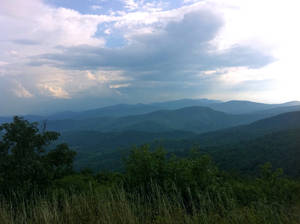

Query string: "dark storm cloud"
[[33, 9, 274, 83]]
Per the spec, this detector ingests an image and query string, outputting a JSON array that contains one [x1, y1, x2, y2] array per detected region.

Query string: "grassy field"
[[0, 185, 299, 224]]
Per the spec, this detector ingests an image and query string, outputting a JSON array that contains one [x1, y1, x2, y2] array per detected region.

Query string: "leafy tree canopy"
[[0, 116, 76, 196]]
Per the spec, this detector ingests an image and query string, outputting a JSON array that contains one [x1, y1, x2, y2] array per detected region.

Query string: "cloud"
[[0, 0, 112, 49], [109, 83, 131, 89], [22, 8, 273, 108], [0, 0, 281, 115], [38, 84, 70, 99], [35, 10, 273, 80], [122, 0, 139, 11], [12, 81, 34, 98], [91, 5, 103, 11]]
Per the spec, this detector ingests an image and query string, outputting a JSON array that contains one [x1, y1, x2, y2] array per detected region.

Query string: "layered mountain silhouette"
[[45, 106, 265, 133], [2, 98, 299, 122], [1, 98, 300, 174], [58, 111, 300, 173]]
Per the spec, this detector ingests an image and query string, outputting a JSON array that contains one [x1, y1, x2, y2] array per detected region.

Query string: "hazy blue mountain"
[[280, 101, 300, 106], [253, 105, 300, 116], [209, 100, 300, 114], [47, 103, 161, 120], [46, 106, 265, 133], [46, 111, 79, 120], [106, 106, 264, 133], [0, 104, 160, 123], [2, 99, 300, 122], [158, 111, 300, 150], [150, 98, 222, 110], [48, 99, 221, 120], [46, 99, 300, 120], [0, 115, 44, 125], [45, 116, 116, 132]]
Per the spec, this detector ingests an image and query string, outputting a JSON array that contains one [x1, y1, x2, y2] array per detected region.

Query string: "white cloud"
[[0, 0, 113, 50], [109, 83, 131, 88], [38, 84, 70, 99], [123, 0, 139, 11], [12, 82, 34, 98], [91, 5, 103, 10], [86, 71, 97, 80]]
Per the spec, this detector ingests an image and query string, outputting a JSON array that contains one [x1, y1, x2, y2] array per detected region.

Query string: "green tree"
[[124, 145, 167, 190], [0, 116, 76, 196]]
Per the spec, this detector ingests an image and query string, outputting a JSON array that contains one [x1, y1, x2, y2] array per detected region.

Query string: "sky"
[[0, 0, 300, 115]]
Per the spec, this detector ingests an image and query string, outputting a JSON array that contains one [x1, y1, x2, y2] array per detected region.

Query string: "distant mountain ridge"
[[52, 99, 300, 118], [154, 111, 300, 150], [1, 99, 300, 123], [253, 105, 300, 116], [47, 98, 223, 120], [45, 106, 266, 133], [209, 100, 300, 114]]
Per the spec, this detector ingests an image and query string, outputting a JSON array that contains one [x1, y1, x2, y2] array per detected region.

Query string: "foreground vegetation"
[[1, 183, 299, 224], [0, 117, 300, 223]]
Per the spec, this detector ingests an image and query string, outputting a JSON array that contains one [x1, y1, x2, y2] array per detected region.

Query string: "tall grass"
[[0, 185, 298, 224]]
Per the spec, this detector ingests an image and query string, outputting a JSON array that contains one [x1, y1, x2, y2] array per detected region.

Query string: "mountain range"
[[71, 111, 300, 174], [1, 98, 300, 175], [1, 98, 300, 122], [45, 106, 265, 133]]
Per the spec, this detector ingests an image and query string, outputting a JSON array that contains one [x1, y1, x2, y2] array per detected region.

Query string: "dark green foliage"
[[54, 173, 97, 192], [208, 129, 300, 177], [0, 116, 76, 196], [124, 145, 168, 190], [95, 171, 123, 186], [0, 117, 300, 223], [122, 146, 300, 204], [46, 143, 76, 179], [124, 146, 219, 194], [58, 130, 195, 171]]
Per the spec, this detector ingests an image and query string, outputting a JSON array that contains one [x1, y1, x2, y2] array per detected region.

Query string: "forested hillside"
[[210, 129, 300, 176], [70, 111, 300, 173]]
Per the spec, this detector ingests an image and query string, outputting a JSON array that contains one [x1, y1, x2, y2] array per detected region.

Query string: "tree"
[[0, 116, 76, 196], [124, 145, 167, 190]]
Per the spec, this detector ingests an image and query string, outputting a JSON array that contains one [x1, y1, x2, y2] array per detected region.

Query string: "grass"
[[0, 185, 299, 224]]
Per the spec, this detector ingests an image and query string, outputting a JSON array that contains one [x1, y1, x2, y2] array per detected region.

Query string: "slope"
[[209, 100, 300, 114], [78, 111, 300, 172], [46, 106, 264, 133]]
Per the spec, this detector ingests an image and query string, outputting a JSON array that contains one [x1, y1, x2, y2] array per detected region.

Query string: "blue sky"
[[0, 0, 299, 115], [44, 0, 183, 14]]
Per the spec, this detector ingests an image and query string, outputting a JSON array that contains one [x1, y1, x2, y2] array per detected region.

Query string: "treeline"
[[0, 117, 300, 223]]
